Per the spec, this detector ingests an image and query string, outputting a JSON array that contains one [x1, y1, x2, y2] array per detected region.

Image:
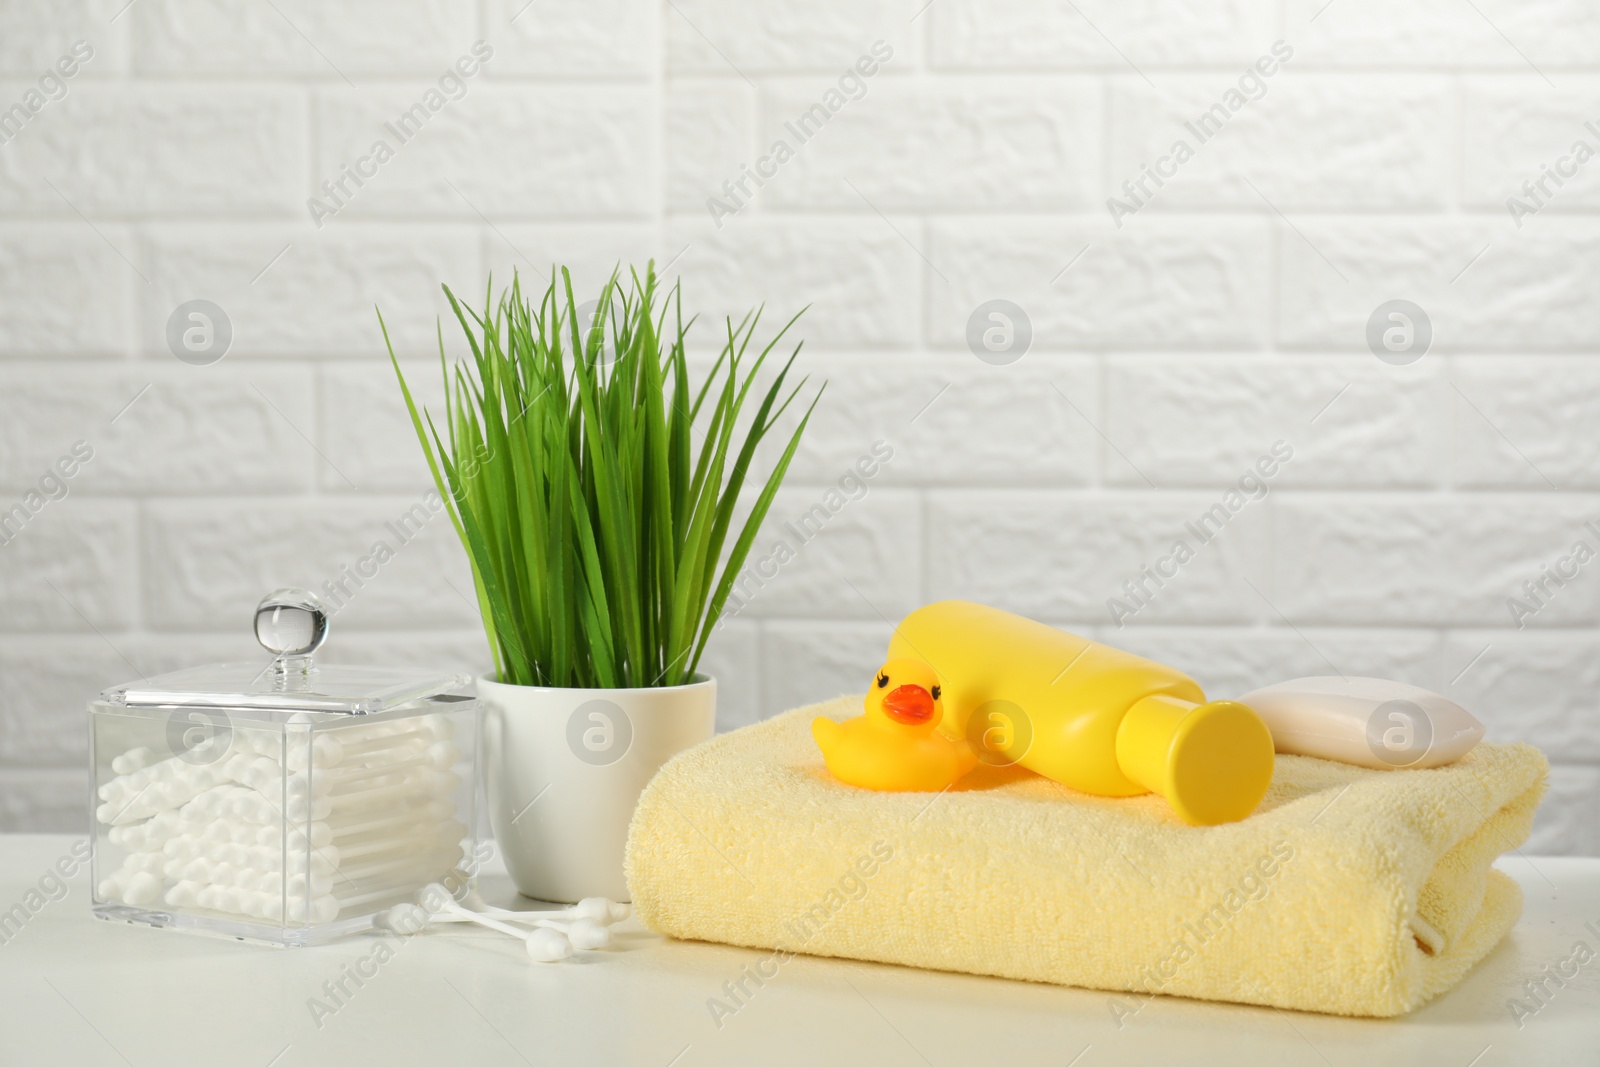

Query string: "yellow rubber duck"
[[812, 659, 978, 792]]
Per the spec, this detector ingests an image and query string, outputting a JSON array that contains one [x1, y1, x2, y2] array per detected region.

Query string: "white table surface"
[[1, 834, 1596, 1067]]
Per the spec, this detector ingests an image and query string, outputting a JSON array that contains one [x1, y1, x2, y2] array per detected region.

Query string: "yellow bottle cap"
[[1117, 696, 1275, 825]]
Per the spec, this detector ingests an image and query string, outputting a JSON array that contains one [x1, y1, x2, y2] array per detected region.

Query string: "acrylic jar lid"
[[102, 587, 471, 715]]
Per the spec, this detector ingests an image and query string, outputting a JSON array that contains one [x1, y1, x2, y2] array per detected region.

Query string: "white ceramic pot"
[[478, 673, 716, 903]]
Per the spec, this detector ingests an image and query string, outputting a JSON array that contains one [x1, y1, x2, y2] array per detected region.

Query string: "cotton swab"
[[406, 906, 614, 950], [373, 883, 630, 961], [466, 895, 630, 928], [380, 898, 573, 962], [432, 888, 626, 946]]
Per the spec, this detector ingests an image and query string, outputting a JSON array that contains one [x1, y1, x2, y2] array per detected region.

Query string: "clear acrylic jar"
[[89, 589, 480, 946]]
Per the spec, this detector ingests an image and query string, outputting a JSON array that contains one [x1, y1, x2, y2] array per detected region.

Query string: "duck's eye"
[[876, 673, 889, 688], [930, 685, 941, 700]]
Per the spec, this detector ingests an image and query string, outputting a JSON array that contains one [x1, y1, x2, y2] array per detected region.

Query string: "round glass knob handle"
[[254, 588, 329, 658]]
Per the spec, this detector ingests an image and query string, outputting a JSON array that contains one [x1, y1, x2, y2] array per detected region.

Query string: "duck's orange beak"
[[882, 684, 935, 725]]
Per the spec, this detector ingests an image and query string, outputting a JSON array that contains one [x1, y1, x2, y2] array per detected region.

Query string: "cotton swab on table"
[[370, 884, 629, 962]]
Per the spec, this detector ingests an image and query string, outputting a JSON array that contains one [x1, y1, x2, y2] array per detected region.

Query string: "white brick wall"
[[1, 0, 1596, 855]]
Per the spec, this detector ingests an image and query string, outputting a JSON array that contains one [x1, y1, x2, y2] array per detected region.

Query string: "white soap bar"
[[1238, 676, 1485, 770]]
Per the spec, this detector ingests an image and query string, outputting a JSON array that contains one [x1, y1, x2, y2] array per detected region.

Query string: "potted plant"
[[382, 264, 818, 902]]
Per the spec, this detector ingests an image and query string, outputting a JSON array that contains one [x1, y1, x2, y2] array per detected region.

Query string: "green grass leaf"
[[385, 263, 820, 689]]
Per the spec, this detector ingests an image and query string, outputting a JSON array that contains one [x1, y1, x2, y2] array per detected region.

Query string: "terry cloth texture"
[[626, 697, 1548, 1017]]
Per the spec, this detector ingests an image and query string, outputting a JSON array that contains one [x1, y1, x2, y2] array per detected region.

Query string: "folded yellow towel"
[[626, 696, 1548, 1018]]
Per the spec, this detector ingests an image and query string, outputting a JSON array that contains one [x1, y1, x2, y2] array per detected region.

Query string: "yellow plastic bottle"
[[887, 601, 1275, 825]]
